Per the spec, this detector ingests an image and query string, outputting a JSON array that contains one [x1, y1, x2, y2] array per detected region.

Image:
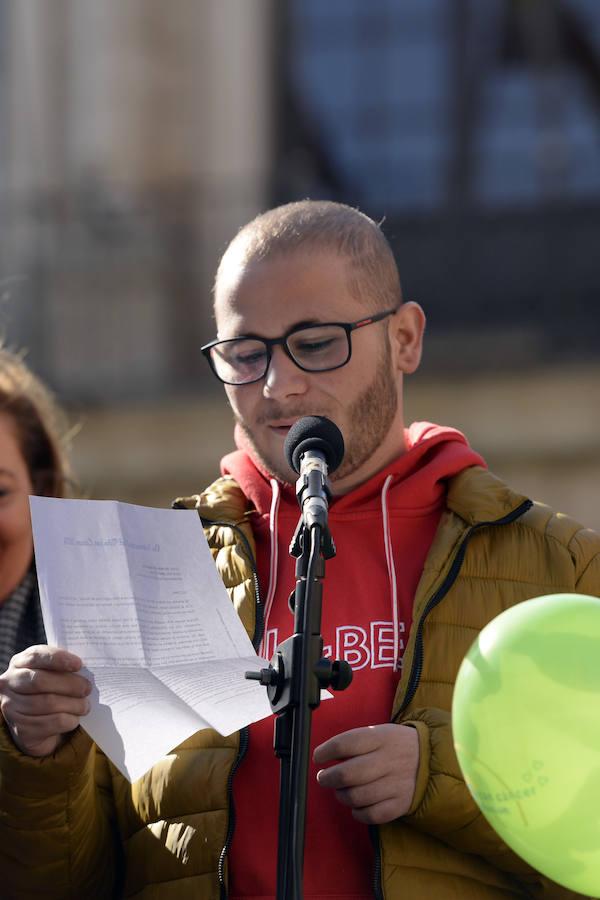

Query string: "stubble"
[[236, 336, 398, 485]]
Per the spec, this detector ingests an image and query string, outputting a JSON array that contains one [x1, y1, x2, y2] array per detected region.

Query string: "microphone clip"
[[294, 450, 332, 532], [289, 512, 336, 564]]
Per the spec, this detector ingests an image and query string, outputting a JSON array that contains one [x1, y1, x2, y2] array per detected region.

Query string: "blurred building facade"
[[278, 0, 600, 368], [0, 0, 274, 400], [0, 0, 599, 526]]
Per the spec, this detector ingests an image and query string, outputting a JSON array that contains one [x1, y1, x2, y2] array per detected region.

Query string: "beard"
[[236, 337, 399, 485]]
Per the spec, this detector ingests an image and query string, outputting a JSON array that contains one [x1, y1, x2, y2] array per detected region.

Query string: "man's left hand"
[[313, 723, 419, 824]]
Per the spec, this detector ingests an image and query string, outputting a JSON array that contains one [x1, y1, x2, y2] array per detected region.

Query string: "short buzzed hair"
[[215, 200, 403, 312]]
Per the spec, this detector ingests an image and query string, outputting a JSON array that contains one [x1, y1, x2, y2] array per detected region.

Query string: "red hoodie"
[[222, 423, 485, 900]]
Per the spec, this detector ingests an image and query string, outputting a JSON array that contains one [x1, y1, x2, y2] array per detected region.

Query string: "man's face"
[[214, 249, 404, 491]]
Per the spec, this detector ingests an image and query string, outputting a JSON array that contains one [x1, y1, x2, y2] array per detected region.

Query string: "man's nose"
[[263, 345, 309, 400]]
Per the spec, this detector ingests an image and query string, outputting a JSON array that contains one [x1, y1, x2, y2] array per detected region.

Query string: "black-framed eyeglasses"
[[201, 306, 399, 386]]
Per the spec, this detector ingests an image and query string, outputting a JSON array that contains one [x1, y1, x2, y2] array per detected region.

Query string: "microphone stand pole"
[[246, 499, 352, 899]]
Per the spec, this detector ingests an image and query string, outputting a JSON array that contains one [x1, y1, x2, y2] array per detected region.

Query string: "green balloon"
[[452, 593, 600, 896]]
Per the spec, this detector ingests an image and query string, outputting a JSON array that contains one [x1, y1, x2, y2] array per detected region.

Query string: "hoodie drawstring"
[[259, 478, 281, 658], [261, 475, 401, 670], [381, 475, 400, 672]]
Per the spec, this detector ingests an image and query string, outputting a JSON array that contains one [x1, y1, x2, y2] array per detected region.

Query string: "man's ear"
[[389, 302, 426, 374]]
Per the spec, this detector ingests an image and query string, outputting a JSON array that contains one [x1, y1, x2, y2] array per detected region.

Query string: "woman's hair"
[[0, 347, 73, 497]]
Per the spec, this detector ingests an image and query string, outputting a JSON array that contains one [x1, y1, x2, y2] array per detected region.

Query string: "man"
[[1, 200, 598, 899]]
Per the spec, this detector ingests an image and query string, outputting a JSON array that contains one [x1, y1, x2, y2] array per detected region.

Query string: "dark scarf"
[[0, 569, 47, 672]]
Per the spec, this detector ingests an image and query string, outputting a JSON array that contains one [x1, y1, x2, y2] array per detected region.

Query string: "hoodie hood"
[[221, 421, 486, 520]]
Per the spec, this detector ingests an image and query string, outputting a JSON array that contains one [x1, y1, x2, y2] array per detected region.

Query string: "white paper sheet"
[[30, 496, 272, 782]]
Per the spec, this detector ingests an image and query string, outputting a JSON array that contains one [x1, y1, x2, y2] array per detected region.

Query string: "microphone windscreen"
[[284, 416, 345, 475]]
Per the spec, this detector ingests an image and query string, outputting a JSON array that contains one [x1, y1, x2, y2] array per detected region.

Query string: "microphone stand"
[[246, 473, 352, 900]]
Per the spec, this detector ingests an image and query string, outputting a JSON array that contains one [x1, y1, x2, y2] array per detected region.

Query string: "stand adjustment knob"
[[245, 667, 276, 686], [330, 659, 353, 691], [314, 657, 353, 692]]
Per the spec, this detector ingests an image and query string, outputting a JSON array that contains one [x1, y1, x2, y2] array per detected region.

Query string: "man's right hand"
[[0, 645, 91, 757]]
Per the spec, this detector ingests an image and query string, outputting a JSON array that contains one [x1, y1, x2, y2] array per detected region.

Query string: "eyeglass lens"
[[210, 324, 350, 384]]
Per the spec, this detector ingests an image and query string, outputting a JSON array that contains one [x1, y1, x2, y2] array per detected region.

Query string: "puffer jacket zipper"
[[395, 499, 532, 720], [218, 725, 249, 900], [372, 497, 533, 899], [371, 825, 384, 900], [197, 516, 264, 899]]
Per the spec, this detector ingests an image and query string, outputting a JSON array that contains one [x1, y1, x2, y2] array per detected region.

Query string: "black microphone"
[[284, 416, 345, 529]]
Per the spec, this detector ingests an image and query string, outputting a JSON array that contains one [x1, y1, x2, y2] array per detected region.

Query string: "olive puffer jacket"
[[0, 467, 599, 899]]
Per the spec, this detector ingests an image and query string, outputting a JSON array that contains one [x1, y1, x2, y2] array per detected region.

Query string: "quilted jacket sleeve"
[[574, 545, 600, 597], [401, 708, 589, 899], [0, 721, 120, 900]]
